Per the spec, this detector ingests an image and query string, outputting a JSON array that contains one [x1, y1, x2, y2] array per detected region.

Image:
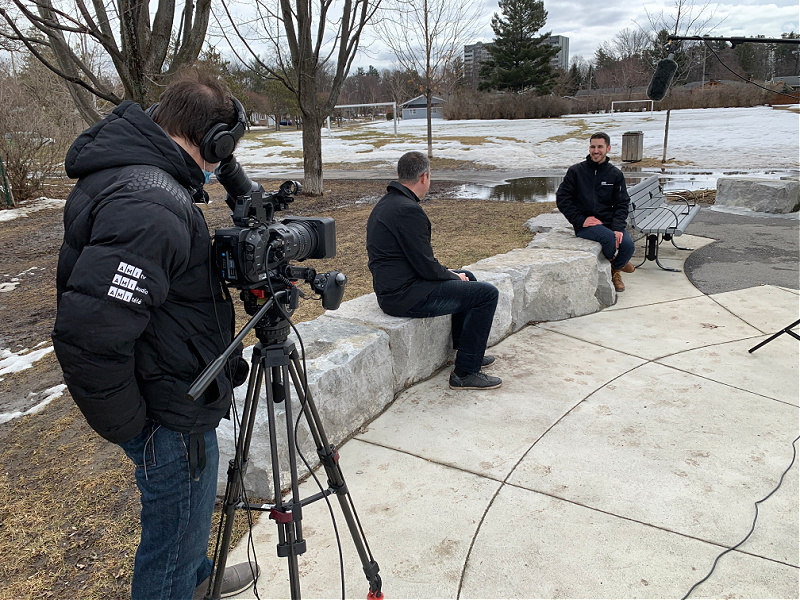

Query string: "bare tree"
[[642, 0, 720, 162], [376, 0, 482, 157], [594, 28, 652, 97], [381, 67, 423, 108], [0, 0, 212, 124], [0, 53, 81, 202], [218, 0, 380, 195]]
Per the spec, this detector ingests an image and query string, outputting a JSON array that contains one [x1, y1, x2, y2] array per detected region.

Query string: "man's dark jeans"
[[119, 423, 218, 600], [576, 225, 635, 270], [402, 270, 498, 374]]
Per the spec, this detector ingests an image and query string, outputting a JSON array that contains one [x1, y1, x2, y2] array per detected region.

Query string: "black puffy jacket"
[[555, 156, 630, 233], [52, 101, 241, 444]]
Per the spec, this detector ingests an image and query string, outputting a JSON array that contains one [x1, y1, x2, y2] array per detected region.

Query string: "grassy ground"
[[0, 176, 554, 600]]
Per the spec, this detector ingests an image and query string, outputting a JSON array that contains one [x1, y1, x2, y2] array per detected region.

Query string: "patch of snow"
[[0, 384, 67, 425], [0, 197, 66, 223], [0, 345, 54, 377]]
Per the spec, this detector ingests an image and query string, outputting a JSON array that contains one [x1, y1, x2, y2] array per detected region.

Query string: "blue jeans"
[[576, 225, 635, 270], [402, 270, 498, 374], [119, 423, 218, 600]]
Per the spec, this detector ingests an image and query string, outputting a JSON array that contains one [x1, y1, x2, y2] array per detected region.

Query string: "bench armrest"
[[665, 188, 698, 213]]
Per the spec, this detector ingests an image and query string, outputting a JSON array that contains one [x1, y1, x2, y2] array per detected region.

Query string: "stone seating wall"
[[216, 211, 616, 498]]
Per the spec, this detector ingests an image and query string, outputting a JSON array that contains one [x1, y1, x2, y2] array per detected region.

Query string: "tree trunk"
[[302, 113, 324, 196], [426, 87, 433, 158]]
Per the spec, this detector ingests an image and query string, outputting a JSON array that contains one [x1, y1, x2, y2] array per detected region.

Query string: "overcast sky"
[[357, 0, 800, 70]]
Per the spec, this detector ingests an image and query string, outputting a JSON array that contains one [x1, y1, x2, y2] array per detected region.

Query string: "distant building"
[[545, 35, 569, 72], [464, 42, 493, 89], [463, 35, 570, 89], [401, 95, 444, 120], [772, 75, 800, 90]]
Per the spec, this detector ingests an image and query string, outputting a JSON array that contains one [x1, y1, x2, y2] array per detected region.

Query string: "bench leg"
[[639, 234, 681, 272], [668, 234, 694, 252]]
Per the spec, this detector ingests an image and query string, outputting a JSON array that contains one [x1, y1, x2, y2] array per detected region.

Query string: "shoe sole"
[[220, 581, 255, 599], [449, 382, 503, 390]]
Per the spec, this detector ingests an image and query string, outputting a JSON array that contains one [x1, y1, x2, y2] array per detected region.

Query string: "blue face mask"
[[202, 169, 213, 184]]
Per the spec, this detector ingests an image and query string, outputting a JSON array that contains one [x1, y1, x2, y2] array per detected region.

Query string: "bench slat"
[[628, 175, 699, 236]]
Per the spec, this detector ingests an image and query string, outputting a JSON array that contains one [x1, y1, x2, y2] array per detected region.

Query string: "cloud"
[[354, 1, 799, 70]]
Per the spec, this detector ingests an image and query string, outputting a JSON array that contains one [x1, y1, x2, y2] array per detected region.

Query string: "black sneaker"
[[482, 355, 496, 368], [194, 562, 260, 599], [449, 371, 502, 390]]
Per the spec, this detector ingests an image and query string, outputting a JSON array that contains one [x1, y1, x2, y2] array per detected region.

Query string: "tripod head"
[[243, 264, 347, 345], [186, 265, 346, 402]]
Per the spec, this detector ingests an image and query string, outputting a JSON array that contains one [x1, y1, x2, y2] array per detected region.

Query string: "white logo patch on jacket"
[[107, 261, 144, 304]]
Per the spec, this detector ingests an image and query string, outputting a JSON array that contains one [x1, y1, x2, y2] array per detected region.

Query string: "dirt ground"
[[0, 175, 555, 600]]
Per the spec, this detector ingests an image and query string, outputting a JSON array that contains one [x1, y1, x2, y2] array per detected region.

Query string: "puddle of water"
[[454, 170, 799, 202], [454, 177, 564, 202]]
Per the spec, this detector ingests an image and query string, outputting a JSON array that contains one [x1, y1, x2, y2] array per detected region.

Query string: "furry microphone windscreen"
[[647, 58, 679, 102]]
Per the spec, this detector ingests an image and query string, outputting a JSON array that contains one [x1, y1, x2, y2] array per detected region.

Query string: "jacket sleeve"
[[611, 172, 631, 231], [52, 191, 192, 443], [394, 203, 460, 281], [555, 167, 585, 229]]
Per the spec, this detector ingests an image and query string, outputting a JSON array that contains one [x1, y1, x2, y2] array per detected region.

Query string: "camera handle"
[[186, 292, 283, 402]]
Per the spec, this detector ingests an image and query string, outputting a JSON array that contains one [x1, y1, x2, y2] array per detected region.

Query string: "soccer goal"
[[610, 100, 654, 113], [327, 102, 398, 137]]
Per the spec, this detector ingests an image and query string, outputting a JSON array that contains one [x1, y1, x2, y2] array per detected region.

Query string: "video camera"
[[213, 156, 346, 314]]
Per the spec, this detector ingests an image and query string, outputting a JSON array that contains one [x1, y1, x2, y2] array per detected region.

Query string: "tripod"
[[189, 291, 382, 600], [749, 318, 800, 353]]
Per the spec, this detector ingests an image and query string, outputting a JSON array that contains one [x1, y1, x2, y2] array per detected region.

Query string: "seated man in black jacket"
[[52, 72, 257, 600], [366, 151, 501, 390], [556, 132, 635, 292]]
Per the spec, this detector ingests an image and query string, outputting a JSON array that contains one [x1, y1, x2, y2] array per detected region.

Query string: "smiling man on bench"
[[556, 132, 636, 292]]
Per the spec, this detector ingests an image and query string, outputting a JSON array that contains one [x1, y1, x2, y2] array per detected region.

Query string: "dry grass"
[[0, 176, 553, 600]]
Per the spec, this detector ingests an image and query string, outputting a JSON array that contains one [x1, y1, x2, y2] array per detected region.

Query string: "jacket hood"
[[65, 100, 203, 190]]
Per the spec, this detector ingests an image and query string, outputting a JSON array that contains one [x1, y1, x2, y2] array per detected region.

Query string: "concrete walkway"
[[228, 234, 800, 599]]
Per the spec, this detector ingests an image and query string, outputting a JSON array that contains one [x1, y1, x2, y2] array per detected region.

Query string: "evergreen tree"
[[565, 62, 583, 95], [478, 0, 559, 93], [773, 32, 799, 77]]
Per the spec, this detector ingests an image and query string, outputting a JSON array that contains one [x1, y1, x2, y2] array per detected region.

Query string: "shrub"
[[444, 90, 571, 120], [0, 59, 82, 204]]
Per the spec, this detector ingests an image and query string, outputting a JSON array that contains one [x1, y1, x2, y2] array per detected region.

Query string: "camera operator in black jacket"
[[366, 151, 501, 390], [52, 71, 257, 600]]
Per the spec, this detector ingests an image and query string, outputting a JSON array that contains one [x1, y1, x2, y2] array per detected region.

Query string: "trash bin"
[[621, 131, 643, 162]]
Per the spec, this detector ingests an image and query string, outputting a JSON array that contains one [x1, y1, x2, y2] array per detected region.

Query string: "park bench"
[[628, 174, 701, 272]]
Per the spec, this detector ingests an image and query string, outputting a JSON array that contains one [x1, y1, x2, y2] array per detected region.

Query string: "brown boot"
[[620, 262, 635, 273], [612, 270, 625, 292]]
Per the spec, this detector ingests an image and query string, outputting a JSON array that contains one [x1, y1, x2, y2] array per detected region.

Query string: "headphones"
[[146, 96, 248, 164]]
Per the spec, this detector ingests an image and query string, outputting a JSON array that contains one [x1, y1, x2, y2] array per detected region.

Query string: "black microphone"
[[647, 56, 678, 101]]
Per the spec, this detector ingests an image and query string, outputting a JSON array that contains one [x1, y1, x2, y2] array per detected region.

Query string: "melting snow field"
[[235, 105, 800, 172]]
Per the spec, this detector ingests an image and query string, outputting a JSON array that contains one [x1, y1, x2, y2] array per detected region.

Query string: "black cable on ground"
[[681, 434, 800, 599]]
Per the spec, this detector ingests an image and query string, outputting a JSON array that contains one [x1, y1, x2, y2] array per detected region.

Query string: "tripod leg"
[[270, 363, 306, 598], [749, 318, 800, 353], [287, 352, 383, 599], [207, 353, 265, 600]]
